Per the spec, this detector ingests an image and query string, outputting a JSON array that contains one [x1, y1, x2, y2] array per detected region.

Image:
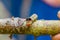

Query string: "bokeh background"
[[0, 0, 60, 40]]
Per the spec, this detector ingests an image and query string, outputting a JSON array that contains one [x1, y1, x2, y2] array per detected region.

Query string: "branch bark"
[[0, 19, 60, 37]]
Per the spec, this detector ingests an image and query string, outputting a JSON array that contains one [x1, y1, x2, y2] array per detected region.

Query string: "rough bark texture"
[[0, 20, 60, 37]]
